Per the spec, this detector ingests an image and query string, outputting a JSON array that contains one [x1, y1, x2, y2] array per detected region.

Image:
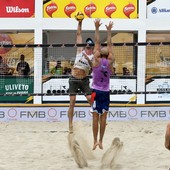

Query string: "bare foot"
[[99, 141, 103, 150], [92, 142, 99, 150]]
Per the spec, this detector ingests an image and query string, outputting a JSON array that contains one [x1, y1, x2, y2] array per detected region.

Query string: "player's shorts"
[[91, 89, 110, 115], [68, 76, 92, 96]]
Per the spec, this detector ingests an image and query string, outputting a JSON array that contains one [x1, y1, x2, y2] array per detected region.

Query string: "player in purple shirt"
[[91, 19, 115, 150]]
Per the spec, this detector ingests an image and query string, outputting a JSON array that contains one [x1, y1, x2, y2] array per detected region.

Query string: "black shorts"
[[68, 76, 92, 96]]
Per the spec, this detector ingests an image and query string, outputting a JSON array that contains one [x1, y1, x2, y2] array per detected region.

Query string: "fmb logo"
[[151, 7, 158, 14]]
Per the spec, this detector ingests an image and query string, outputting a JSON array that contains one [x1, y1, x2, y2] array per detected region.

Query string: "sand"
[[0, 120, 169, 170]]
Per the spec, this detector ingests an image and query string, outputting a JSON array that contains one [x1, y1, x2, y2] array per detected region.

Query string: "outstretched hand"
[[94, 18, 102, 29], [105, 21, 114, 31]]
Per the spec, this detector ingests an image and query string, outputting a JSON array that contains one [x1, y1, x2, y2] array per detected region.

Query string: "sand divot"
[[72, 122, 95, 160], [68, 132, 88, 168], [100, 137, 123, 169], [72, 139, 88, 168], [67, 123, 95, 168]]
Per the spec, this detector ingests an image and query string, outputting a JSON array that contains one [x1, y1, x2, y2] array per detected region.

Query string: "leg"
[[85, 94, 92, 105], [68, 95, 76, 133], [81, 77, 92, 105], [92, 112, 99, 150], [99, 112, 107, 149], [165, 122, 170, 150]]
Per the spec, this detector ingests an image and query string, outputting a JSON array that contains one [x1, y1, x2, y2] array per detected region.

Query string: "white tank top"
[[74, 51, 93, 73]]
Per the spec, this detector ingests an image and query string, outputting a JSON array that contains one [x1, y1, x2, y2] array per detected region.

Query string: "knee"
[[93, 117, 98, 122], [86, 95, 91, 103], [101, 112, 107, 120], [69, 103, 75, 108], [93, 114, 99, 122], [69, 100, 76, 107]]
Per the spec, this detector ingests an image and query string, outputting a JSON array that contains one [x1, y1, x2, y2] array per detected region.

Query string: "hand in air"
[[94, 18, 102, 29], [105, 21, 114, 31]]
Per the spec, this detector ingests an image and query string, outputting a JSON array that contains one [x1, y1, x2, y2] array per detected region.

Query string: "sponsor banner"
[[146, 78, 170, 101], [42, 77, 136, 102], [43, 0, 137, 19], [0, 0, 35, 18], [0, 34, 13, 54], [0, 76, 34, 103], [0, 106, 170, 122], [0, 33, 34, 55], [2, 33, 34, 76], [147, 0, 170, 18]]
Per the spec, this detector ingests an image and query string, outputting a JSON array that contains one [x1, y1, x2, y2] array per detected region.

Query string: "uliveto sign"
[[0, 0, 35, 17]]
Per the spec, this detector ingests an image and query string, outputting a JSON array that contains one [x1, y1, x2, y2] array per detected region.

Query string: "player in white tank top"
[[68, 19, 94, 133]]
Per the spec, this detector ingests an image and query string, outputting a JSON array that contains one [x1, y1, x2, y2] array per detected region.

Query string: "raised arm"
[[105, 21, 114, 64], [93, 19, 102, 63], [76, 20, 83, 54], [94, 19, 102, 52]]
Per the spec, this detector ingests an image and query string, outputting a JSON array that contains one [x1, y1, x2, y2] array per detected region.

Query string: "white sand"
[[0, 120, 169, 170]]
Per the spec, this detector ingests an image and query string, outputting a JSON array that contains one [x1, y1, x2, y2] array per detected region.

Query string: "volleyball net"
[[0, 42, 170, 103]]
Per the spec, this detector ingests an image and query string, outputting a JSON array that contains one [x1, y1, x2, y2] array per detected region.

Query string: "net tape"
[[0, 91, 169, 96], [1, 41, 170, 48]]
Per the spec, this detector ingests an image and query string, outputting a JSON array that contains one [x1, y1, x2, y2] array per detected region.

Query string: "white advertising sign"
[[43, 77, 136, 102], [146, 78, 170, 101], [147, 0, 170, 18], [0, 106, 170, 122]]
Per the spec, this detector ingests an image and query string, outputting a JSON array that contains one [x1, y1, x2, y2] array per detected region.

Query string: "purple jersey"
[[92, 58, 112, 91]]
